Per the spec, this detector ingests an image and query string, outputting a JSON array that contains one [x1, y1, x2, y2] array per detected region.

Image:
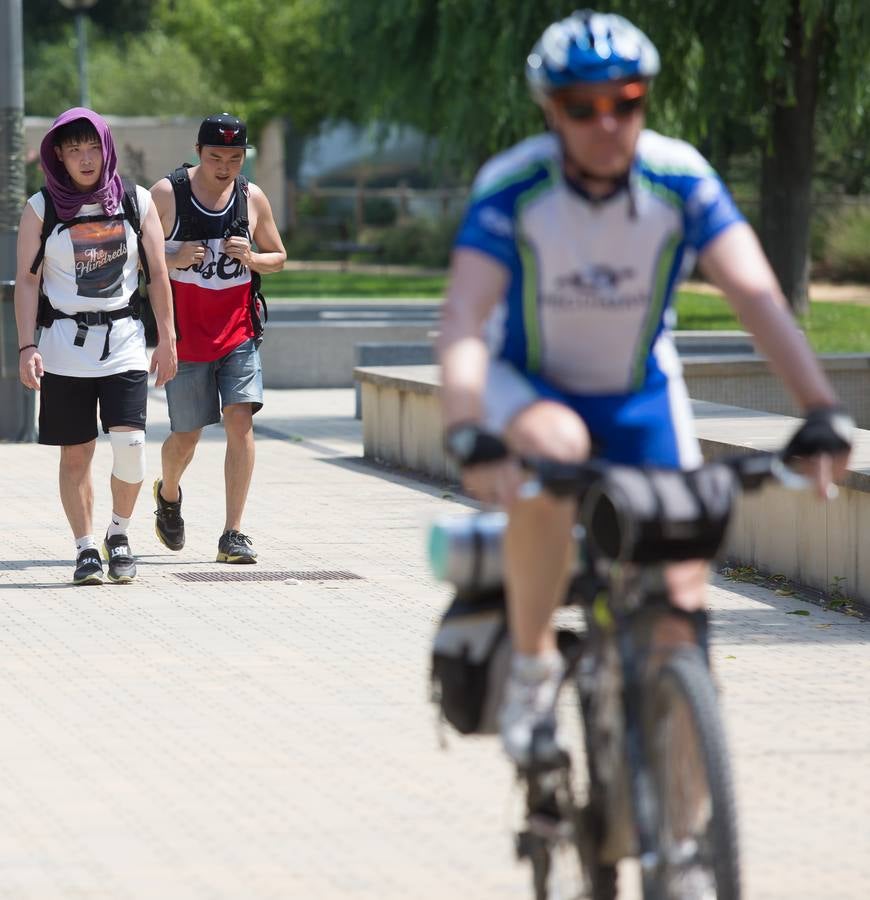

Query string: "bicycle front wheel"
[[642, 645, 740, 900]]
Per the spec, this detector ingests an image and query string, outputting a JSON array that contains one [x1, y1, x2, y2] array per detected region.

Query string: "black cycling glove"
[[783, 406, 854, 460], [444, 423, 510, 468]]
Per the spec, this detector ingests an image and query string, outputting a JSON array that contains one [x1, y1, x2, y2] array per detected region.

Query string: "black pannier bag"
[[430, 590, 512, 736]]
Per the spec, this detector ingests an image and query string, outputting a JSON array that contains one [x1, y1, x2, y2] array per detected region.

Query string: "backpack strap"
[[30, 188, 58, 275], [234, 174, 249, 223], [169, 165, 197, 242], [232, 175, 267, 342], [233, 174, 262, 295], [119, 176, 150, 285]]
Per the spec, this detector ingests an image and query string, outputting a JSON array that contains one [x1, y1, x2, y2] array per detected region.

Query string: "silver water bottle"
[[427, 511, 507, 592]]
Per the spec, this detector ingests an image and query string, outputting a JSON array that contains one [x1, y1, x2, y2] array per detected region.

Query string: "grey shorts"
[[165, 338, 263, 433]]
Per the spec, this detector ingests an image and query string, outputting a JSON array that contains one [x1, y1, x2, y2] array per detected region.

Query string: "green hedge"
[[354, 216, 460, 267]]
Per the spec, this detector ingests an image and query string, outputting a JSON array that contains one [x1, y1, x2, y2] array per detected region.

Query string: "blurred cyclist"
[[438, 10, 853, 767]]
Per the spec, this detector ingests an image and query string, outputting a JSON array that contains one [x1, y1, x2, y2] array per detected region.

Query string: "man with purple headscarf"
[[13, 107, 178, 586]]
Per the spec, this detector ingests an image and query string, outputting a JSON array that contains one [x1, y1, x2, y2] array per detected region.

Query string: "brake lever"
[[770, 456, 838, 500]]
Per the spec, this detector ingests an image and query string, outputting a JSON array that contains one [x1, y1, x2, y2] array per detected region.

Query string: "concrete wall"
[[354, 365, 870, 605], [260, 323, 437, 388], [683, 354, 870, 428]]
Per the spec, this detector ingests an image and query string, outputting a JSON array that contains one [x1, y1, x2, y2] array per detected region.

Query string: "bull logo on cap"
[[218, 126, 240, 144]]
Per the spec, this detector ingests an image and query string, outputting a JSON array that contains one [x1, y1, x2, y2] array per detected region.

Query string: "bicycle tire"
[[642, 645, 740, 900]]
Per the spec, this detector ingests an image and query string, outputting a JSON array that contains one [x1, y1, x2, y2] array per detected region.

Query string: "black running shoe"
[[103, 533, 137, 584], [216, 530, 257, 564], [73, 548, 104, 586], [154, 478, 185, 551]]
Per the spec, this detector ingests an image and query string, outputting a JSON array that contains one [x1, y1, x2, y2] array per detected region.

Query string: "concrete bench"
[[354, 342, 435, 418], [683, 353, 870, 428], [674, 330, 754, 355], [354, 363, 870, 605]]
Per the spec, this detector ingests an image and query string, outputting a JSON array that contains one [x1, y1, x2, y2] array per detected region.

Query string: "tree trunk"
[[759, 1, 823, 316]]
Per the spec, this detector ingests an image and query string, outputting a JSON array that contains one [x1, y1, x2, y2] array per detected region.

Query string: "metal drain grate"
[[174, 570, 363, 583]]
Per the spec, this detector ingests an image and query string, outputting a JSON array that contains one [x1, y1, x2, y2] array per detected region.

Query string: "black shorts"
[[38, 370, 148, 446]]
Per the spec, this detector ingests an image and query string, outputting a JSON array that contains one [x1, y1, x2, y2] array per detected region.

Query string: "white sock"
[[512, 650, 564, 683], [107, 513, 131, 539], [75, 535, 97, 555]]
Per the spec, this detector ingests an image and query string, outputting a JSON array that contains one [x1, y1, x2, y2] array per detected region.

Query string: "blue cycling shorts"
[[483, 359, 702, 470]]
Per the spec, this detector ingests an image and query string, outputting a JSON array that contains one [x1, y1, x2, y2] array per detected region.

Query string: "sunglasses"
[[557, 82, 647, 122]]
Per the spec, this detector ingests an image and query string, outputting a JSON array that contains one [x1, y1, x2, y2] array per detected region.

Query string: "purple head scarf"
[[39, 107, 124, 220]]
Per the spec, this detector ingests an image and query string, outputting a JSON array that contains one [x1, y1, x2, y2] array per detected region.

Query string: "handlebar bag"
[[582, 463, 737, 564]]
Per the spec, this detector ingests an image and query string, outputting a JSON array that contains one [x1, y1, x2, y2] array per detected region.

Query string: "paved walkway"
[[1, 388, 869, 899]]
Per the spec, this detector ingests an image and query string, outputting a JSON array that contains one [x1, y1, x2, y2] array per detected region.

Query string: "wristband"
[[18, 344, 38, 354], [444, 423, 509, 467]]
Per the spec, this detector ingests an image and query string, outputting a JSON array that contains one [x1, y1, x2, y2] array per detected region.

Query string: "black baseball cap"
[[197, 113, 253, 149]]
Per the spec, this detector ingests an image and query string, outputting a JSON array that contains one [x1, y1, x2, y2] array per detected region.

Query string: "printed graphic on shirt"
[[70, 220, 128, 298], [177, 239, 247, 283]]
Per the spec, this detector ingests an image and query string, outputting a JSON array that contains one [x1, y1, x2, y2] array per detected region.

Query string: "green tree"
[[326, 0, 870, 312], [154, 0, 347, 136], [25, 27, 223, 118], [619, 0, 870, 312], [23, 0, 152, 44]]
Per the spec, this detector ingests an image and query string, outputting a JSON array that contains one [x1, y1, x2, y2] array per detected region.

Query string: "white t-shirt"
[[28, 186, 151, 377]]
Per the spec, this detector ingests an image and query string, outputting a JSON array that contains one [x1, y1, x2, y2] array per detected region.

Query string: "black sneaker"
[[103, 533, 137, 584], [216, 530, 257, 564], [154, 478, 185, 551], [73, 548, 104, 586]]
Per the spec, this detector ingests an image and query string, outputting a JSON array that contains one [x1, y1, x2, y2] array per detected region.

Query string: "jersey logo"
[[546, 264, 646, 310], [219, 127, 240, 144], [557, 265, 634, 291]]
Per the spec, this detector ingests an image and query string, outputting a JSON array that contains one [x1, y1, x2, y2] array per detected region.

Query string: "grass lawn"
[[262, 269, 445, 298], [676, 290, 870, 353], [262, 271, 870, 353]]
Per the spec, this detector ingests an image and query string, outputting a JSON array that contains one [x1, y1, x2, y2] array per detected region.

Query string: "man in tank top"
[[149, 113, 286, 564]]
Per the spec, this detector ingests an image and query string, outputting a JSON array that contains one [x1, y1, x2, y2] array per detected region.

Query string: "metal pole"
[[76, 11, 90, 109], [0, 0, 25, 281], [0, 0, 36, 441]]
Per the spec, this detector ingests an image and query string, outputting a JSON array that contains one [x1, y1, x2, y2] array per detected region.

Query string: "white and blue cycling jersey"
[[454, 129, 745, 468]]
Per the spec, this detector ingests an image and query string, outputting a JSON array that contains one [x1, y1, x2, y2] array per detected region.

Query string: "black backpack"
[[168, 165, 267, 346], [30, 176, 151, 359]]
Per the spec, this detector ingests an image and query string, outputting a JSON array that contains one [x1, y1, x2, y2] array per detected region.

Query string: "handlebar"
[[521, 450, 810, 500], [519, 451, 822, 565]]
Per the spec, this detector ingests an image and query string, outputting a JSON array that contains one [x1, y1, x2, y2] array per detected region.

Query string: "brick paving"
[[0, 387, 868, 898]]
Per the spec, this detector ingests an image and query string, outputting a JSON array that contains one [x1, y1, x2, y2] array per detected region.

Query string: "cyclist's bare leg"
[[648, 561, 710, 668], [503, 400, 591, 655], [664, 560, 708, 611]]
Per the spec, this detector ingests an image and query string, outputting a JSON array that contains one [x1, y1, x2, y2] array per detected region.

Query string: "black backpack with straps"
[[30, 176, 151, 360], [168, 165, 267, 346]]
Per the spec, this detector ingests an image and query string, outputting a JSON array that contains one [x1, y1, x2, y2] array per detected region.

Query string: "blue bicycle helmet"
[[526, 10, 660, 102]]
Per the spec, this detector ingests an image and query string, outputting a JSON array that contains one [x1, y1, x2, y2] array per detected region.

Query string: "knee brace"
[[109, 430, 146, 483]]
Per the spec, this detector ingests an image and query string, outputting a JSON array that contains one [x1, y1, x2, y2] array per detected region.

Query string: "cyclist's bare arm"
[[438, 249, 529, 505], [438, 248, 507, 429], [699, 223, 837, 411], [699, 222, 848, 490]]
